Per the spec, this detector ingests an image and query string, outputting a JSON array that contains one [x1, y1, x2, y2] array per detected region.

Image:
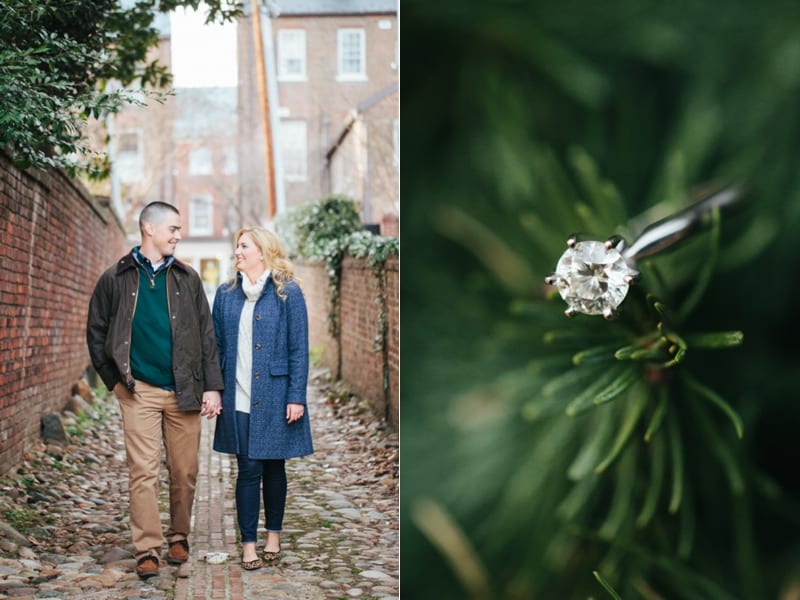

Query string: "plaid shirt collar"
[[132, 246, 174, 279]]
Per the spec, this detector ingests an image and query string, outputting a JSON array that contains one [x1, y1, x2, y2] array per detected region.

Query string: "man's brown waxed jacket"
[[86, 252, 224, 412]]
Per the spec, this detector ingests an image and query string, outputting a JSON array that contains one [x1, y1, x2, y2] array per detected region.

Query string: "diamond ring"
[[545, 185, 741, 319]]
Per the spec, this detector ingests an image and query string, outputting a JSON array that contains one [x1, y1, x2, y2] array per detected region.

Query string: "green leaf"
[[598, 447, 637, 539], [565, 364, 636, 415], [685, 331, 744, 349], [678, 205, 722, 320], [595, 386, 648, 473], [541, 365, 606, 399], [569, 146, 628, 232], [572, 344, 619, 366], [682, 372, 744, 439], [567, 405, 615, 480], [636, 431, 666, 528], [667, 410, 685, 513], [557, 472, 599, 520], [643, 386, 668, 442], [593, 570, 622, 600], [544, 328, 615, 346], [677, 479, 696, 559], [690, 398, 746, 494], [593, 367, 641, 407]]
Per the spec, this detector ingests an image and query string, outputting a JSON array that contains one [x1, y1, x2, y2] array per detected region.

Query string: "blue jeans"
[[235, 411, 287, 543]]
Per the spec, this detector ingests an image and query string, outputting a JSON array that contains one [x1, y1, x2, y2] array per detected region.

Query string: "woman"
[[212, 226, 314, 570]]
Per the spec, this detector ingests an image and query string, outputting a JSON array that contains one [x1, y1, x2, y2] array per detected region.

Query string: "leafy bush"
[[277, 195, 363, 262], [0, 0, 240, 174], [276, 195, 398, 347]]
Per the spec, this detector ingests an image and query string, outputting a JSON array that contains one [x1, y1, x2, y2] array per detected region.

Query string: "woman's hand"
[[201, 390, 223, 418], [286, 403, 305, 424]]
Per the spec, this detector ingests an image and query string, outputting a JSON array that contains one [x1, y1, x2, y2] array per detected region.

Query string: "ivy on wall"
[[275, 195, 399, 354]]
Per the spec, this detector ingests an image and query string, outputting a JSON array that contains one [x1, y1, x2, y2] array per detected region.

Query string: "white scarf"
[[242, 271, 268, 302], [235, 271, 269, 413]]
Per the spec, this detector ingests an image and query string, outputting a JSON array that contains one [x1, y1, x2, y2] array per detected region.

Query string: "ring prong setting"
[[546, 237, 636, 318]]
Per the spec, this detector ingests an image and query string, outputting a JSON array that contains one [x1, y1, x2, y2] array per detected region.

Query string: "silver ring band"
[[622, 185, 741, 264], [545, 184, 742, 318]]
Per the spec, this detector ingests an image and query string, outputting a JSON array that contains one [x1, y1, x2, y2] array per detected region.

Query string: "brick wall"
[[0, 151, 127, 475], [295, 259, 339, 375], [293, 254, 398, 428], [384, 255, 398, 425]]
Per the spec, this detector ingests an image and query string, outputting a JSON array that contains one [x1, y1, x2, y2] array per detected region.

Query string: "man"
[[86, 202, 223, 579]]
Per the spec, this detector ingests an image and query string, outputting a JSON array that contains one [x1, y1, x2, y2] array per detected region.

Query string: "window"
[[115, 129, 143, 183], [337, 28, 366, 81], [190, 195, 213, 235], [277, 29, 306, 81], [222, 147, 238, 174], [117, 131, 140, 154], [189, 147, 213, 175], [280, 120, 307, 181]]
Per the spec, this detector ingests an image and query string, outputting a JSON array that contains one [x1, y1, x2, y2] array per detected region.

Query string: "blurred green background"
[[400, 1, 800, 598]]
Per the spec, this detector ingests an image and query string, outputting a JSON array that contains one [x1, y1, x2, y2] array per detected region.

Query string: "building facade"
[[85, 15, 240, 299], [238, 0, 399, 232]]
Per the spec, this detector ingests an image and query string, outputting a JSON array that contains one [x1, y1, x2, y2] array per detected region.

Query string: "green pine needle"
[[565, 364, 633, 416], [682, 372, 744, 439], [667, 411, 685, 514], [595, 388, 648, 473], [685, 331, 744, 349], [593, 570, 622, 600]]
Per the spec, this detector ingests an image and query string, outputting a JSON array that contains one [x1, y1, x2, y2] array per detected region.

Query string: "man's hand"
[[113, 382, 134, 400], [200, 390, 222, 419]]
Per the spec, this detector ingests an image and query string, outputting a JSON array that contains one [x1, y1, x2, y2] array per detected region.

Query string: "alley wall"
[[295, 256, 399, 428], [0, 151, 127, 474]]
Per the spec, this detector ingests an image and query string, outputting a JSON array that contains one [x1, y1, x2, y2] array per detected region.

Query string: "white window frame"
[[280, 120, 307, 182], [188, 146, 213, 175], [277, 29, 307, 81], [337, 28, 367, 82], [189, 195, 213, 236]]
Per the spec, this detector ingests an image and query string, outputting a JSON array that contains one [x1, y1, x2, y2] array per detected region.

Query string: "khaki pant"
[[117, 379, 201, 557]]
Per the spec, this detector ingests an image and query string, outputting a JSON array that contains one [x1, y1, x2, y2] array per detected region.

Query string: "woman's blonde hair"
[[232, 226, 298, 299]]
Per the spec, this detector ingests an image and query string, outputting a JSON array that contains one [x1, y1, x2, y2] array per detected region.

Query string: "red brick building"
[[238, 0, 399, 232], [85, 15, 240, 297]]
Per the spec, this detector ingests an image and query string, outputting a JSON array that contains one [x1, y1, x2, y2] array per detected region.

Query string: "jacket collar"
[[116, 250, 190, 276]]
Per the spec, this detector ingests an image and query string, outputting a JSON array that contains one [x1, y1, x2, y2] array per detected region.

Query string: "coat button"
[[255, 344, 261, 350], [255, 314, 261, 321], [254, 373, 261, 379]]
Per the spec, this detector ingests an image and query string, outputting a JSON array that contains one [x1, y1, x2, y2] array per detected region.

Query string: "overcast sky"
[[170, 4, 238, 88]]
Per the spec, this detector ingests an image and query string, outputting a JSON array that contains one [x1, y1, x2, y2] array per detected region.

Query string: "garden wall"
[[0, 151, 127, 475], [294, 255, 398, 428]]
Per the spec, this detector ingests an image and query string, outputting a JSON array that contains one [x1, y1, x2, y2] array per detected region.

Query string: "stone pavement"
[[0, 368, 398, 599]]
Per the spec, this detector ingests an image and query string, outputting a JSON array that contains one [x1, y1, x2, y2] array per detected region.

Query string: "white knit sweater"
[[235, 271, 269, 414]]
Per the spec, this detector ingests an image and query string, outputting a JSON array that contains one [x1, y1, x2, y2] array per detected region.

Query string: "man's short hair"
[[139, 202, 180, 233]]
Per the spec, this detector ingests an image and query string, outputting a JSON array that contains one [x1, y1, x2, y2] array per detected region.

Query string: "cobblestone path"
[[0, 368, 399, 599]]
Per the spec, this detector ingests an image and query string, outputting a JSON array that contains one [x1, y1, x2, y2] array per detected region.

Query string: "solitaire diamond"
[[546, 240, 638, 318]]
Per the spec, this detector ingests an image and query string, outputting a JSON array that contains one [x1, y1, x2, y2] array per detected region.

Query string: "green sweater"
[[130, 266, 175, 389]]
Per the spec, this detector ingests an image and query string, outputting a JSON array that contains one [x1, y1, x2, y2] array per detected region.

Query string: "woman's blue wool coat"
[[211, 275, 314, 459]]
